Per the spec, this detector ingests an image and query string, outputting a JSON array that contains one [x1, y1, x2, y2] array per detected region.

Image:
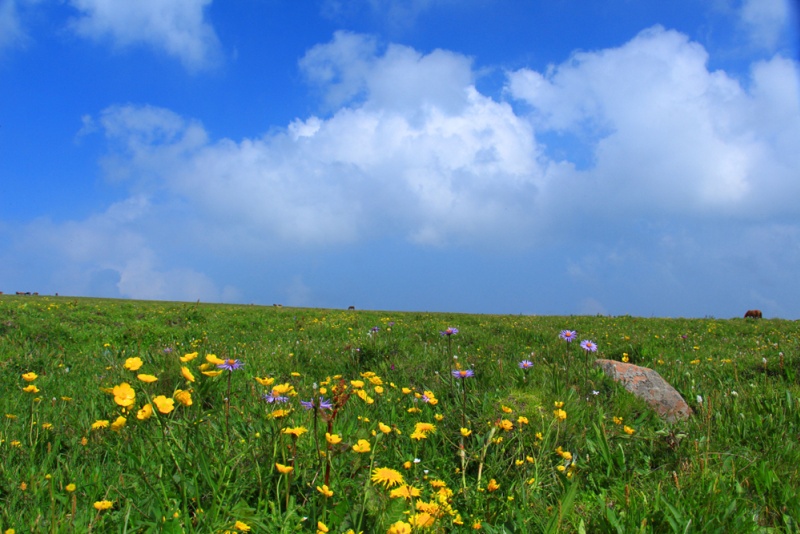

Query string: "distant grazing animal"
[[348, 305, 355, 310], [744, 309, 762, 319]]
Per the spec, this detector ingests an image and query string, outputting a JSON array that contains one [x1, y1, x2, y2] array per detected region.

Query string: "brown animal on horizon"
[[744, 309, 762, 319], [348, 305, 355, 310]]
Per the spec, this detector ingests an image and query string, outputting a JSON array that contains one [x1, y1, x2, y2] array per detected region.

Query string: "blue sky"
[[1, 0, 799, 318]]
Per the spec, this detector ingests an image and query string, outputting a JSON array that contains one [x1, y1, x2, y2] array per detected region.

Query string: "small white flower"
[[731, 390, 738, 397], [696, 395, 703, 405], [592, 390, 600, 396]]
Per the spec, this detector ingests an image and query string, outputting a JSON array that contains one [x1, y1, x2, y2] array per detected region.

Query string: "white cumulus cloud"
[[68, 0, 221, 71], [506, 25, 800, 222]]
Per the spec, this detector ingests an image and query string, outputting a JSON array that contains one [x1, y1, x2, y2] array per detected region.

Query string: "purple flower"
[[162, 347, 173, 354], [580, 340, 598, 352], [452, 369, 474, 379], [440, 327, 459, 337], [370, 326, 380, 333], [301, 397, 333, 410], [263, 393, 289, 404], [518, 360, 534, 369], [421, 393, 432, 403], [217, 358, 244, 371], [388, 321, 395, 327], [559, 330, 577, 342]]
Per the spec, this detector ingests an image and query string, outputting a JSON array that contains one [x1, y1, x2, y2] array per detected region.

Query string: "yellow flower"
[[234, 520, 251, 531], [91, 420, 109, 430], [66, 483, 76, 492], [316, 521, 329, 534], [275, 463, 294, 474], [517, 416, 529, 425], [206, 354, 225, 365], [473, 520, 482, 529], [460, 428, 472, 437], [497, 419, 513, 431], [350, 380, 365, 388], [622, 353, 629, 363], [21, 372, 38, 382], [316, 484, 333, 497], [271, 383, 296, 396], [389, 484, 421, 500], [270, 409, 291, 419], [356, 389, 374, 404], [401, 387, 413, 394], [137, 403, 153, 420], [281, 426, 308, 438], [374, 385, 384, 395], [174, 389, 193, 407], [152, 395, 174, 414], [93, 500, 113, 510], [409, 513, 435, 528], [110, 416, 126, 432], [371, 467, 404, 488], [378, 422, 392, 434], [180, 352, 198, 362], [22, 385, 39, 393], [553, 409, 567, 421], [324, 432, 342, 445], [623, 425, 636, 435], [501, 405, 513, 413], [254, 376, 275, 386], [137, 374, 158, 383], [42, 423, 53, 430], [387, 520, 412, 534], [112, 382, 136, 407], [19, 481, 27, 490], [554, 401, 564, 408], [487, 479, 500, 492], [5, 528, 16, 534], [124, 357, 143, 371], [180, 367, 195, 383], [612, 416, 623, 425], [410, 431, 427, 441], [414, 422, 436, 434], [352, 439, 371, 453]]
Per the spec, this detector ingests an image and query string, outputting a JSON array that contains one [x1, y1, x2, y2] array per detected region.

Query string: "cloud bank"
[[3, 26, 799, 315]]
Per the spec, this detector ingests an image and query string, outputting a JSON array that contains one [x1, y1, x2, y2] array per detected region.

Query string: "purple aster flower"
[[559, 330, 577, 342], [162, 347, 173, 354], [370, 326, 380, 333], [451, 369, 474, 379], [440, 327, 459, 337], [518, 360, 534, 369], [263, 393, 289, 403], [217, 358, 244, 371], [301, 397, 333, 410], [580, 340, 598, 352], [421, 393, 432, 403]]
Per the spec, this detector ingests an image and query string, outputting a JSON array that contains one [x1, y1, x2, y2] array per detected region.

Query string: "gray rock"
[[594, 359, 693, 423]]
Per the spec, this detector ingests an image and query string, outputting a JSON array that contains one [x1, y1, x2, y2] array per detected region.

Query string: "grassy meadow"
[[1, 295, 799, 533]]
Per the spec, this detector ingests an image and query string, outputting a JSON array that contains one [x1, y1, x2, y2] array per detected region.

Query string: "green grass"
[[1, 295, 799, 533]]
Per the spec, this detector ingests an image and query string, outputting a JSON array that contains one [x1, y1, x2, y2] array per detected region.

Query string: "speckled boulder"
[[594, 359, 693, 423]]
